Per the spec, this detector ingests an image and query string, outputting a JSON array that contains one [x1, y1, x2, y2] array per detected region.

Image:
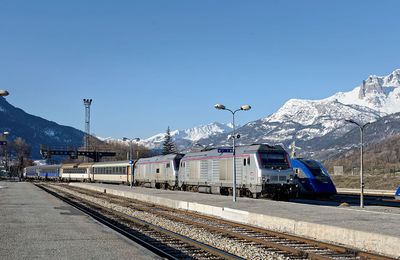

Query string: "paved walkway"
[[0, 181, 161, 260]]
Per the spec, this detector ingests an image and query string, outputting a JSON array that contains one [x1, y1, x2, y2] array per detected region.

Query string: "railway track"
[[39, 183, 395, 260], [36, 184, 243, 260]]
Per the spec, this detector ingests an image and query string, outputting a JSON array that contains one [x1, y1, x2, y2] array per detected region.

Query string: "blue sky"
[[1, 0, 399, 139]]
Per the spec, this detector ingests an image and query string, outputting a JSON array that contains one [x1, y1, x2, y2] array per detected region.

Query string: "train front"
[[256, 145, 297, 199], [395, 186, 400, 200], [292, 159, 337, 196]]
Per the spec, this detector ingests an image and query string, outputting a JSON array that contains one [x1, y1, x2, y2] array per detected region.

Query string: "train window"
[[259, 152, 289, 169], [156, 168, 160, 173], [166, 163, 170, 168], [299, 159, 328, 177], [247, 158, 250, 165], [243, 159, 247, 166]]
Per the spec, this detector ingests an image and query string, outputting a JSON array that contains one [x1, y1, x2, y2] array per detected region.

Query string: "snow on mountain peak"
[[101, 69, 400, 155], [253, 70, 400, 145], [326, 69, 400, 114], [139, 122, 233, 149]]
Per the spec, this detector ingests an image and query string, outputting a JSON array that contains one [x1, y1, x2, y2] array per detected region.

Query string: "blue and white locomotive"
[[395, 186, 400, 200], [291, 158, 336, 197]]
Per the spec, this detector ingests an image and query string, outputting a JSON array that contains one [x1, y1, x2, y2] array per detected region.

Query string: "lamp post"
[[0, 90, 9, 97], [214, 103, 251, 202], [3, 132, 9, 178], [345, 119, 370, 208], [123, 137, 140, 188], [0, 90, 9, 178]]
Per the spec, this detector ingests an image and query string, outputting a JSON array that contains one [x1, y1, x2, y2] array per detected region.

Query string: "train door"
[[126, 165, 130, 184], [242, 157, 249, 185]]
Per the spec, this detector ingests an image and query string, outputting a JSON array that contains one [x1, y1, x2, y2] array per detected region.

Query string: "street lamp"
[[0, 90, 9, 97], [122, 137, 140, 188], [214, 103, 251, 202], [2, 132, 9, 179], [0, 90, 9, 178], [345, 119, 370, 208]]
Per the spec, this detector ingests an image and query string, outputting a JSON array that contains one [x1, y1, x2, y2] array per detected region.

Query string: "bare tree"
[[10, 137, 31, 179]]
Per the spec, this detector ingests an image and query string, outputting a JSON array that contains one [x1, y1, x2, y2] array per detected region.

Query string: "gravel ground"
[[48, 184, 290, 260]]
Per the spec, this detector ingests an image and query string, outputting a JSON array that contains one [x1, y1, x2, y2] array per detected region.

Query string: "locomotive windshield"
[[299, 159, 328, 178], [259, 152, 290, 170]]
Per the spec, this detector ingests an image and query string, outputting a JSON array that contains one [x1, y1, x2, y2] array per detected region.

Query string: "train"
[[23, 164, 61, 180], [395, 186, 400, 200], [24, 144, 297, 200], [290, 158, 337, 197]]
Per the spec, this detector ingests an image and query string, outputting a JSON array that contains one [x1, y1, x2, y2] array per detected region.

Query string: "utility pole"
[[83, 99, 92, 161], [345, 119, 370, 208], [123, 137, 140, 188], [215, 103, 252, 202]]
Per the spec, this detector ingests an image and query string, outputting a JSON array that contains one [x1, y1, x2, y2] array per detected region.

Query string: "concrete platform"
[[70, 182, 400, 258], [337, 188, 396, 197], [0, 181, 161, 260]]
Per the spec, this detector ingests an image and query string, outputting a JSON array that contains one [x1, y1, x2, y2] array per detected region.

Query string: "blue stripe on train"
[[395, 187, 400, 200], [39, 172, 59, 178]]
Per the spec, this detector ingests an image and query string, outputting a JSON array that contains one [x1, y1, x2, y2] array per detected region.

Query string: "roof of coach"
[[137, 154, 184, 164], [92, 160, 131, 167], [36, 164, 61, 170], [25, 165, 40, 170], [61, 162, 94, 168], [78, 162, 95, 167], [61, 163, 79, 168], [182, 144, 286, 159]]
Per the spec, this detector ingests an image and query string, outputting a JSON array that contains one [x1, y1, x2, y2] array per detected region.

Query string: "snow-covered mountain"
[[107, 68, 400, 160], [138, 122, 233, 150], [327, 69, 400, 114], [199, 69, 400, 160]]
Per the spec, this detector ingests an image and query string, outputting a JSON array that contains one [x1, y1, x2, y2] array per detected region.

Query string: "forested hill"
[[324, 132, 400, 174], [0, 97, 84, 159]]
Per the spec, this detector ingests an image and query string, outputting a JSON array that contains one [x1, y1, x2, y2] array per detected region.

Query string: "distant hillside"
[[0, 97, 84, 159], [324, 132, 400, 175]]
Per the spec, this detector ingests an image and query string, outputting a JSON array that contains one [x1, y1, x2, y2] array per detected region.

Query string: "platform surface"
[[0, 181, 161, 260], [70, 182, 400, 257], [336, 187, 395, 197]]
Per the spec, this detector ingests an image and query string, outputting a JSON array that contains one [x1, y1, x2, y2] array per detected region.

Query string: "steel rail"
[[37, 184, 243, 260], [146, 201, 397, 260], [124, 203, 337, 260], [59, 185, 350, 259], [55, 184, 397, 260]]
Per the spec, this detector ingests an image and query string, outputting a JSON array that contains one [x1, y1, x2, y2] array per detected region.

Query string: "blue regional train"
[[23, 165, 61, 180], [291, 158, 337, 197], [395, 186, 400, 200]]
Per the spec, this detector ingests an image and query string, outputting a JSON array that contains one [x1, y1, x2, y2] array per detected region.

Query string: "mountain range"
[[0, 97, 84, 158], [137, 69, 400, 160], [2, 68, 400, 161]]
